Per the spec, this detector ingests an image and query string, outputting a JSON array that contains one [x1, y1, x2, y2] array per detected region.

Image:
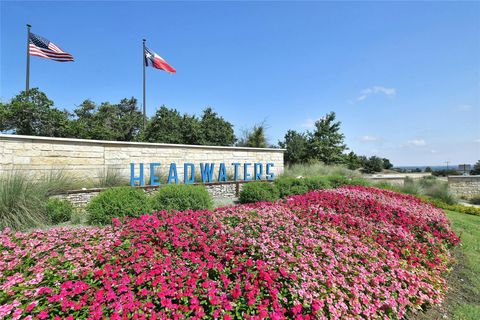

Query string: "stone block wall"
[[0, 135, 285, 183], [447, 176, 480, 199]]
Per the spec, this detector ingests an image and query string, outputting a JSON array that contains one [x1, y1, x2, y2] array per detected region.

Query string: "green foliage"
[[425, 166, 433, 173], [142, 106, 185, 143], [86, 187, 152, 225], [326, 175, 350, 188], [445, 211, 480, 318], [246, 124, 268, 148], [306, 112, 347, 165], [423, 182, 457, 205], [143, 106, 236, 146], [361, 156, 385, 174], [278, 130, 309, 165], [45, 198, 74, 224], [432, 169, 460, 177], [382, 158, 393, 170], [0, 172, 47, 230], [400, 178, 424, 195], [425, 198, 480, 217], [71, 98, 143, 141], [303, 176, 332, 190], [0, 170, 77, 230], [469, 195, 480, 205], [344, 151, 362, 170], [0, 88, 71, 137], [96, 168, 129, 188], [151, 184, 213, 211], [200, 107, 235, 146], [239, 182, 280, 203], [471, 160, 480, 175], [274, 176, 309, 197], [283, 162, 360, 179], [237, 122, 269, 148]]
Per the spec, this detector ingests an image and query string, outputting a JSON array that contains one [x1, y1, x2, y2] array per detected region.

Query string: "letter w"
[[200, 163, 215, 183]]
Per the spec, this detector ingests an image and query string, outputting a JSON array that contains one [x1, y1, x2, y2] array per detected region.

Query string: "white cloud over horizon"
[[357, 86, 396, 101], [405, 139, 426, 147], [360, 135, 380, 142]]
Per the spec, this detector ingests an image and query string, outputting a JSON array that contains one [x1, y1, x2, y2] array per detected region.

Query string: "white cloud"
[[456, 104, 473, 112], [301, 118, 316, 128], [360, 135, 380, 142], [357, 86, 396, 101], [406, 139, 426, 147], [475, 138, 480, 143]]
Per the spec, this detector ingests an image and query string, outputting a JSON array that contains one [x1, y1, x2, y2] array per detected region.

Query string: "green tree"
[[382, 158, 393, 170], [246, 124, 268, 148], [307, 112, 347, 164], [181, 114, 203, 145], [142, 106, 185, 143], [71, 98, 143, 141], [361, 156, 384, 174], [0, 88, 71, 137], [344, 151, 362, 170], [425, 166, 433, 173], [471, 160, 480, 175], [199, 107, 235, 146], [279, 130, 309, 165]]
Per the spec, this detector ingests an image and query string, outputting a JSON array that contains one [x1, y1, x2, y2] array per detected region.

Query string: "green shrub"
[[470, 195, 480, 205], [400, 178, 424, 195], [283, 162, 360, 179], [346, 177, 370, 186], [424, 184, 457, 205], [45, 198, 74, 224], [239, 182, 280, 204], [151, 184, 213, 211], [421, 196, 480, 217], [303, 176, 332, 191], [86, 187, 152, 225], [418, 176, 438, 188], [326, 175, 349, 188], [274, 177, 308, 197]]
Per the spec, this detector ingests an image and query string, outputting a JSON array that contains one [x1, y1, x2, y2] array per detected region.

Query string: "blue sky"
[[1, 1, 479, 166]]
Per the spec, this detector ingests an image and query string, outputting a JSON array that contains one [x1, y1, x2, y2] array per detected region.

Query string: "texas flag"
[[144, 47, 176, 73]]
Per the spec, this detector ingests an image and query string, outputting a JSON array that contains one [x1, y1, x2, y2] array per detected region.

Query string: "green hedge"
[[151, 184, 213, 212], [45, 198, 74, 224], [275, 177, 309, 197], [421, 196, 480, 217], [87, 187, 152, 225], [239, 182, 280, 204]]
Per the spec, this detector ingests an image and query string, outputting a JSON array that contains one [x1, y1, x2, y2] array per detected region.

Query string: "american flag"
[[29, 33, 74, 62]]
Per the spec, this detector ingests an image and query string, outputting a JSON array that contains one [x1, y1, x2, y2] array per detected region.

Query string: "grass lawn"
[[415, 210, 479, 320], [445, 210, 480, 319]]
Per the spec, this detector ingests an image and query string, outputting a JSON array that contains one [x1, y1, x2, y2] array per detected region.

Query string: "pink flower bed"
[[0, 186, 459, 319]]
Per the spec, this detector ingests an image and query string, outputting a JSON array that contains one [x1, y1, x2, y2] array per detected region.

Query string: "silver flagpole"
[[143, 39, 147, 130], [26, 24, 31, 96]]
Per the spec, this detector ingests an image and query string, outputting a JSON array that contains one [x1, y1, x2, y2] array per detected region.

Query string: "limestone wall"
[[447, 176, 480, 199], [0, 135, 284, 183]]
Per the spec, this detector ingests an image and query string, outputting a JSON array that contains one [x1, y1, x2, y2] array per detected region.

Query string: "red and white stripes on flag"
[[29, 32, 74, 62], [144, 47, 176, 73]]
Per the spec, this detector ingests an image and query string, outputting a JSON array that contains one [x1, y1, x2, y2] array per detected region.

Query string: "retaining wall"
[[0, 135, 285, 183], [447, 176, 480, 199]]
